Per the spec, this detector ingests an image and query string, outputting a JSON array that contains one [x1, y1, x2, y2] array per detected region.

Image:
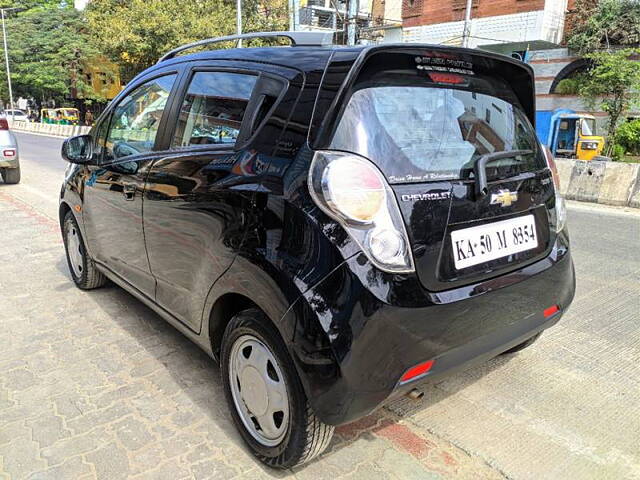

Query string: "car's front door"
[[82, 72, 179, 297]]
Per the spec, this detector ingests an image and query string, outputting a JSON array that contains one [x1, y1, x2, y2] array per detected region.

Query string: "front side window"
[[581, 118, 596, 136], [172, 71, 257, 148], [104, 74, 176, 162]]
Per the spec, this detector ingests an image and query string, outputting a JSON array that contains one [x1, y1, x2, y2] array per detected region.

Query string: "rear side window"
[[172, 71, 257, 147], [330, 71, 544, 184]]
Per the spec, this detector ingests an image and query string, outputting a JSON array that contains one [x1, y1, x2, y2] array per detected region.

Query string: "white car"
[[5, 109, 30, 123], [0, 116, 20, 183]]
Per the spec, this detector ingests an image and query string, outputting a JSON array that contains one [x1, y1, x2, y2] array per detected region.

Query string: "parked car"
[[58, 32, 576, 469], [0, 116, 20, 184], [4, 109, 30, 124]]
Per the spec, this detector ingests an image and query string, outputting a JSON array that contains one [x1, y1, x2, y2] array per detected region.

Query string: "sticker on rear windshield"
[[415, 56, 474, 76], [389, 172, 458, 183]]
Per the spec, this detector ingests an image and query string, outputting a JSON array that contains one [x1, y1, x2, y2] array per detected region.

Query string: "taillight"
[[542, 145, 566, 233], [3, 149, 15, 157], [323, 157, 386, 223], [543, 145, 560, 190], [0, 117, 8, 130], [309, 151, 414, 273]]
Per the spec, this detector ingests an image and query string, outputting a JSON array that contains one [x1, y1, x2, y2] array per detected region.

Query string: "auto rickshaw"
[[536, 109, 608, 161], [41, 108, 80, 125], [536, 109, 609, 160], [41, 108, 57, 124]]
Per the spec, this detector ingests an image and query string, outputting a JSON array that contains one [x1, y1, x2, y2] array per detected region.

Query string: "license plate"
[[450, 214, 538, 270]]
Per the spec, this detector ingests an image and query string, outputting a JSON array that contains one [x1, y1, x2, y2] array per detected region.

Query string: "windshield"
[[331, 86, 544, 183], [581, 118, 596, 136]]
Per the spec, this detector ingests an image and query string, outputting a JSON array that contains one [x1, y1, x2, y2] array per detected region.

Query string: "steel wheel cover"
[[66, 222, 84, 278], [229, 334, 290, 447]]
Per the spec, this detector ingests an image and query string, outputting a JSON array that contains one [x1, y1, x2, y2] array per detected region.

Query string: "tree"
[[576, 49, 640, 156], [86, 0, 288, 82], [1, 6, 106, 105], [566, 0, 640, 54]]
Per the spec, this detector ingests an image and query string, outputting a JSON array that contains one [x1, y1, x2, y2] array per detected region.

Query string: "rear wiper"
[[473, 149, 533, 197]]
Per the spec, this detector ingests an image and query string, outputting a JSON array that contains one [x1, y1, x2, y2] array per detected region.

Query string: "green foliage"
[[575, 49, 640, 156], [1, 6, 104, 105], [86, 0, 288, 82], [615, 119, 640, 155], [555, 78, 580, 95], [567, 0, 640, 54], [611, 143, 625, 161]]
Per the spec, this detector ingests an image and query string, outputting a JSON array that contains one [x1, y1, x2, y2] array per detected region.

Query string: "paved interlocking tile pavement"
[[0, 190, 501, 479]]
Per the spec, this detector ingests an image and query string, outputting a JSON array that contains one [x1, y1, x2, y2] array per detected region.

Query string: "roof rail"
[[158, 31, 334, 63]]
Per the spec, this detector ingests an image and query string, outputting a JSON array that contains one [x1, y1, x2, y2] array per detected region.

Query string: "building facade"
[[402, 0, 569, 52]]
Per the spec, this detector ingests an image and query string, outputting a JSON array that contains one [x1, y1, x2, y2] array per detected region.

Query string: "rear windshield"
[[330, 74, 544, 184]]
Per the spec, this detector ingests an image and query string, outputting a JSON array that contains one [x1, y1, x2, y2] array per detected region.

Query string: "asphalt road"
[[1, 132, 639, 479]]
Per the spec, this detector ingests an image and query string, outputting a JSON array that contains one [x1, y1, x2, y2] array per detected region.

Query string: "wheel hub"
[[239, 366, 268, 416], [228, 334, 290, 447]]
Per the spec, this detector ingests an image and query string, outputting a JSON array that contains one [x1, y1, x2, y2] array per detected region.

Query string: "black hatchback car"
[[59, 32, 575, 468]]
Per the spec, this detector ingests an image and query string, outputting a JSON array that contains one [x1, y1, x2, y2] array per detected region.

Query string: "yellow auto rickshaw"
[[41, 108, 80, 125]]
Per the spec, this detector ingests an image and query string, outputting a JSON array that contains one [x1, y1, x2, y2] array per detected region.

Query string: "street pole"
[[1, 9, 15, 120], [236, 0, 242, 47], [462, 0, 473, 48], [346, 0, 359, 45]]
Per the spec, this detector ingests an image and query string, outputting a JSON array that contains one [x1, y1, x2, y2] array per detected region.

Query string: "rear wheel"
[[221, 309, 333, 468], [502, 332, 542, 354], [62, 211, 106, 290], [1, 165, 20, 184]]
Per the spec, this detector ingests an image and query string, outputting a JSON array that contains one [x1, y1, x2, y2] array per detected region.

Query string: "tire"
[[221, 308, 334, 469], [62, 211, 106, 290], [501, 332, 542, 354], [1, 165, 20, 184]]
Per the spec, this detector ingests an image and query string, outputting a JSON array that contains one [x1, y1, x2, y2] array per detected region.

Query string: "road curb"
[[556, 159, 639, 208]]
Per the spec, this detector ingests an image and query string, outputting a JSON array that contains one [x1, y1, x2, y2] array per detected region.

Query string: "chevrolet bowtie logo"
[[490, 189, 518, 207]]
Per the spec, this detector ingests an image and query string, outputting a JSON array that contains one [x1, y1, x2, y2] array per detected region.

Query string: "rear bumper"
[[288, 234, 575, 426], [0, 158, 18, 169]]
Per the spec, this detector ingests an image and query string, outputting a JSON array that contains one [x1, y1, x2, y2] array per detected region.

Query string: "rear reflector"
[[400, 359, 434, 384], [544, 305, 560, 318], [3, 149, 16, 157]]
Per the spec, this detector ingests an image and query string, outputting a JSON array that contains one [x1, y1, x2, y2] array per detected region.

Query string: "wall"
[[11, 121, 91, 138], [403, 0, 546, 27]]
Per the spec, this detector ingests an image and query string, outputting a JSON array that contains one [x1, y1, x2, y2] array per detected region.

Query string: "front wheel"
[[221, 309, 334, 469], [62, 211, 106, 290]]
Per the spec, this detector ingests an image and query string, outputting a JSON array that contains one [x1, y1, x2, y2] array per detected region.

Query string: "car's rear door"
[[319, 47, 558, 291], [142, 61, 290, 332]]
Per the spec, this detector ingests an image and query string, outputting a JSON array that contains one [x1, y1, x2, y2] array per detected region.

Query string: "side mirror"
[[61, 135, 93, 164]]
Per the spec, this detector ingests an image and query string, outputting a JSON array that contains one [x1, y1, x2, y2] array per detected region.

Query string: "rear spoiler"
[[310, 44, 536, 149]]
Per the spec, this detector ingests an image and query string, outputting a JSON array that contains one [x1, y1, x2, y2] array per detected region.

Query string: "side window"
[[172, 71, 257, 148], [92, 116, 110, 163], [104, 74, 177, 162]]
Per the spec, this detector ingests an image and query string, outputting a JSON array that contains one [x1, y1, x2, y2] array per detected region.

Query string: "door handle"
[[123, 183, 136, 201]]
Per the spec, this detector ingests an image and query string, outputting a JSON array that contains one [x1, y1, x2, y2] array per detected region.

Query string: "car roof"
[[138, 43, 532, 82], [146, 45, 360, 76]]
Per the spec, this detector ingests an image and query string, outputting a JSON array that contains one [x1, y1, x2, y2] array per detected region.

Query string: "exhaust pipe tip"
[[406, 388, 424, 401]]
